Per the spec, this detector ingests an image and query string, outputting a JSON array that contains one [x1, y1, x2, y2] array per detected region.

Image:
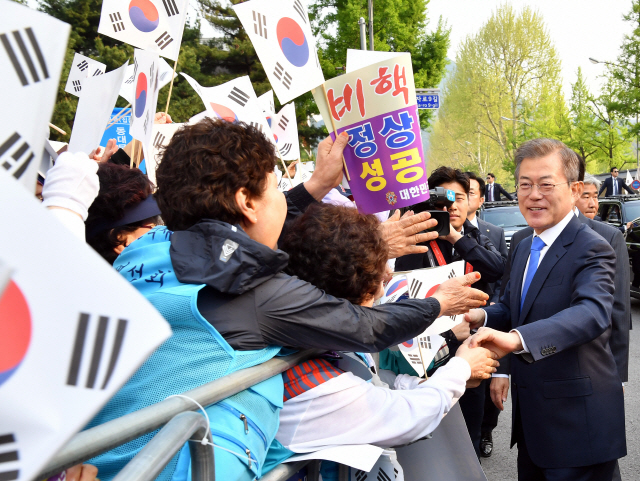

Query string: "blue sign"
[[101, 107, 132, 149], [632, 179, 640, 190], [417, 94, 440, 109]]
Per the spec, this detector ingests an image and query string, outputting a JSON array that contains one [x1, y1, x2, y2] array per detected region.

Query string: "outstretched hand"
[[468, 327, 523, 359], [431, 272, 488, 317], [455, 338, 499, 380], [379, 210, 438, 258], [464, 309, 486, 330]]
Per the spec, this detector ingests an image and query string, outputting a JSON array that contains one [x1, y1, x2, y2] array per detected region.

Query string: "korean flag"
[[406, 261, 465, 336], [129, 49, 161, 167], [180, 73, 275, 147], [233, 0, 324, 104], [257, 89, 275, 128], [148, 122, 182, 186], [0, 0, 69, 193], [119, 56, 173, 104], [0, 170, 171, 481], [97, 0, 189, 61], [272, 102, 300, 161], [64, 52, 106, 97]]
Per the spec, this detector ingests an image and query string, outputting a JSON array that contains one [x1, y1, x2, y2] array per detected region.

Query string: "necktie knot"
[[531, 236, 546, 252]]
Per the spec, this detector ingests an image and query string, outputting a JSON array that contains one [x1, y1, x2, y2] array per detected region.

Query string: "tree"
[[426, 5, 565, 186], [587, 75, 634, 172], [196, 0, 325, 159], [38, 0, 215, 141], [566, 68, 600, 167], [609, 0, 640, 139], [309, 0, 450, 129]]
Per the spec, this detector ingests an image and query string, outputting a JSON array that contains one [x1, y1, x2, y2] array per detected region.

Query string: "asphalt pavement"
[[481, 298, 640, 480]]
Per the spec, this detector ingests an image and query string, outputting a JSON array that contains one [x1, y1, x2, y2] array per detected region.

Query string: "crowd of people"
[[37, 115, 630, 481]]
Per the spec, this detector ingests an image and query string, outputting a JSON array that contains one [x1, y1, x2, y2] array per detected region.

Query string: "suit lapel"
[[518, 216, 581, 324], [510, 235, 531, 326]]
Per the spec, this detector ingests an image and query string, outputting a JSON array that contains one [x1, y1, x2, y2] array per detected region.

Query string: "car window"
[[481, 206, 528, 229], [598, 203, 622, 225], [623, 200, 640, 222]]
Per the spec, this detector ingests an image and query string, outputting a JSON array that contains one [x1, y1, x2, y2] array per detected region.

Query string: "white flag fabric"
[[64, 52, 106, 97], [258, 89, 275, 127], [626, 169, 633, 186], [272, 102, 300, 160], [278, 176, 293, 192], [97, 0, 188, 61], [397, 337, 426, 377], [68, 61, 129, 155], [0, 169, 171, 481], [181, 73, 275, 146], [129, 49, 162, 165], [233, 0, 324, 104], [406, 261, 465, 336], [147, 122, 182, 186], [119, 56, 173, 104], [0, 1, 69, 192]]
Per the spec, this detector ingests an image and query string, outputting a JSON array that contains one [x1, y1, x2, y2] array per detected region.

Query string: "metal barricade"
[[38, 349, 322, 479]]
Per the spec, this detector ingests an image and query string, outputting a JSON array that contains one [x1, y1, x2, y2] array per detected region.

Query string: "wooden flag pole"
[[320, 83, 351, 182], [104, 104, 131, 130], [276, 148, 293, 181], [164, 59, 178, 115], [130, 139, 137, 169], [48, 123, 67, 136]]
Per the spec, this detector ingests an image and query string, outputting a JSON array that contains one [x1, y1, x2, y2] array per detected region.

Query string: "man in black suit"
[[466, 139, 626, 480], [465, 172, 509, 458], [599, 166, 635, 197], [485, 173, 513, 201], [396, 167, 506, 458]]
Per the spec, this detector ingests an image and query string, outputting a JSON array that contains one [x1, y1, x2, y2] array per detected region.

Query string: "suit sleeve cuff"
[[510, 329, 534, 363]]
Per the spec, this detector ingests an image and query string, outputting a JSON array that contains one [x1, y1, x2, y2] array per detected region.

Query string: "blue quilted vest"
[[87, 227, 283, 481]]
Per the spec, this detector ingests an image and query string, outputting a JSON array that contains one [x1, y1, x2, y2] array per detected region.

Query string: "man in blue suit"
[[465, 138, 626, 480]]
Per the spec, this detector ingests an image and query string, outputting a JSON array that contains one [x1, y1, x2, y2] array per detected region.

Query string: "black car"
[[597, 195, 640, 298], [478, 201, 528, 249]]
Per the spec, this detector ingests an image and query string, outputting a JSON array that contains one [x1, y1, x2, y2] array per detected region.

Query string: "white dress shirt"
[[488, 210, 574, 376], [468, 213, 479, 229]]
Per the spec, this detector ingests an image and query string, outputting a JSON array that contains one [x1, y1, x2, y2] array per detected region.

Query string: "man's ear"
[[235, 187, 258, 226]]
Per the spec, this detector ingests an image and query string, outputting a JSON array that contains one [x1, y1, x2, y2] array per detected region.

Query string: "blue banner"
[[101, 107, 132, 149]]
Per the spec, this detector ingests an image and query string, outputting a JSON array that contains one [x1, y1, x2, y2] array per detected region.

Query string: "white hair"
[[583, 174, 601, 191]]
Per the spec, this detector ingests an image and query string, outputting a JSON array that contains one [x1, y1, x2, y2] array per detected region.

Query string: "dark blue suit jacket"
[[485, 214, 626, 468], [477, 218, 508, 303], [599, 176, 635, 197]]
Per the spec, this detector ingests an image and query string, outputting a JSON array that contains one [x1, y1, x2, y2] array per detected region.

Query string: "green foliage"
[[608, 0, 640, 138], [426, 4, 565, 187], [196, 0, 325, 159], [309, 0, 450, 129]]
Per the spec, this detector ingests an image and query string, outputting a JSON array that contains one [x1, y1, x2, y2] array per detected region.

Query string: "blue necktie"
[[520, 236, 546, 311]]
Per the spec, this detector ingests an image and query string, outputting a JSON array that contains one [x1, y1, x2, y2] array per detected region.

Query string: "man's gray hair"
[[583, 174, 601, 191], [514, 138, 580, 183]]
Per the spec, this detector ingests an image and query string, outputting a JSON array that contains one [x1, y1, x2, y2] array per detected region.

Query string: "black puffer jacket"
[[170, 218, 442, 351]]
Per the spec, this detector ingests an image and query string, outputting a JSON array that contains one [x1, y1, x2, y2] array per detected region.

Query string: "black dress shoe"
[[480, 432, 493, 458]]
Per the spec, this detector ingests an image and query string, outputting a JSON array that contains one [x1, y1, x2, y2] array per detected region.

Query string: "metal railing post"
[[38, 349, 322, 478], [113, 412, 214, 481]]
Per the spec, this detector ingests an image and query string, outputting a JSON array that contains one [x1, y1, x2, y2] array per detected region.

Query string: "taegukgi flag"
[[181, 73, 276, 146], [97, 0, 188, 61], [313, 53, 429, 215], [147, 122, 182, 186], [129, 48, 162, 166], [233, 0, 324, 104], [0, 169, 171, 481], [119, 56, 173, 104], [0, 0, 69, 192], [68, 61, 129, 155], [258, 89, 275, 128], [64, 52, 106, 97], [272, 102, 300, 160]]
